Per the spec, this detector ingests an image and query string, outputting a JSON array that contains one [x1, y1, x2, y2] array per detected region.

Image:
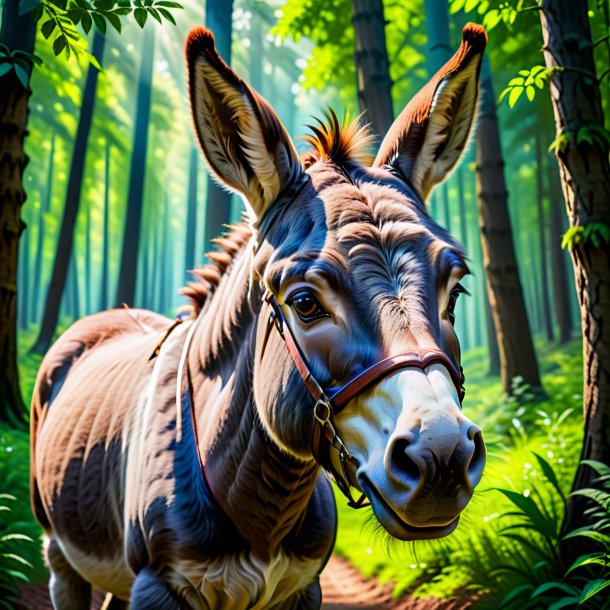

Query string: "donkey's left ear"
[[186, 27, 303, 222], [374, 23, 487, 202]]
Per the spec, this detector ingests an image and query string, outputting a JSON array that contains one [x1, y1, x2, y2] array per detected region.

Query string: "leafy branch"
[[0, 43, 42, 87], [24, 0, 182, 68], [561, 223, 610, 250], [498, 65, 563, 108]]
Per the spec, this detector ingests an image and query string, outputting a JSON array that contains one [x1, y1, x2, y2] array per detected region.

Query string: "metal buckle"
[[314, 399, 331, 424]]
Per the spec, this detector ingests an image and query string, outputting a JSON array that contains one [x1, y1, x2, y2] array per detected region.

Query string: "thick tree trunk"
[[99, 141, 110, 311], [31, 31, 105, 354], [0, 0, 36, 422], [539, 2, 610, 554], [475, 58, 541, 393], [547, 159, 572, 344], [351, 0, 393, 140], [115, 26, 154, 307], [184, 146, 199, 280], [32, 133, 55, 323], [535, 130, 554, 342], [204, 0, 234, 246]]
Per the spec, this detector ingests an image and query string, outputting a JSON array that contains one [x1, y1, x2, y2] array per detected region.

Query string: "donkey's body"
[[32, 23, 488, 609]]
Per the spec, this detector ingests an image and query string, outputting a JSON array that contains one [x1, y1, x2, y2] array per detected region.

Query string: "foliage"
[[0, 494, 34, 609], [21, 0, 183, 68], [0, 43, 42, 87], [495, 459, 610, 609], [498, 65, 563, 108], [561, 223, 610, 251]]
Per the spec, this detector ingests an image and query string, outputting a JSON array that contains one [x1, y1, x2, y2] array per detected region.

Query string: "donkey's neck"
[[187, 244, 321, 560]]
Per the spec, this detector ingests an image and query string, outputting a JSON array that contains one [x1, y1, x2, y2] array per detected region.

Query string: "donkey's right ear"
[[186, 27, 303, 222]]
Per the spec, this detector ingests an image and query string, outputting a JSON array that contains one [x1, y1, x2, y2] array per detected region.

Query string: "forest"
[[0, 0, 609, 608]]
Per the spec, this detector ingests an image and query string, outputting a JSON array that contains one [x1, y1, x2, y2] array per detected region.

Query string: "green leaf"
[[0, 64, 12, 78], [508, 76, 525, 86], [483, 9, 502, 30], [67, 9, 83, 24], [13, 63, 29, 87], [563, 528, 610, 546], [154, 1, 182, 6], [508, 86, 523, 108], [134, 7, 147, 26], [532, 581, 579, 598], [525, 85, 535, 101], [41, 18, 56, 39], [93, 0, 114, 9], [532, 452, 566, 503], [81, 11, 93, 33], [92, 12, 107, 32], [106, 12, 121, 31], [0, 533, 33, 543], [566, 552, 607, 575], [578, 579, 610, 603], [450, 0, 466, 15], [53, 35, 67, 56], [86, 50, 102, 70], [548, 598, 580, 610], [581, 460, 610, 479], [148, 7, 162, 23], [157, 7, 175, 24], [499, 584, 533, 608]]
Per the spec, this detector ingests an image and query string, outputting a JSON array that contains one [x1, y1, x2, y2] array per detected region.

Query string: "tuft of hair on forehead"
[[301, 109, 376, 169]]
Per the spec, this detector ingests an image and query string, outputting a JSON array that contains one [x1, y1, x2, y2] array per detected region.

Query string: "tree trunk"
[[547, 158, 572, 344], [115, 26, 155, 307], [535, 129, 554, 342], [99, 141, 110, 311], [31, 31, 105, 354], [475, 58, 541, 393], [84, 200, 91, 314], [539, 1, 610, 554], [18, 210, 30, 330], [184, 146, 199, 280], [32, 133, 55, 323], [351, 0, 393, 140], [204, 0, 234, 247], [0, 0, 36, 422]]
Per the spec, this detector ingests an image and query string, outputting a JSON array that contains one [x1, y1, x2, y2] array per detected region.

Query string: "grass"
[[332, 339, 584, 604]]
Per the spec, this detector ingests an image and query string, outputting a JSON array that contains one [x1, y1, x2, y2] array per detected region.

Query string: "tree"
[[31, 31, 106, 353], [475, 57, 541, 393], [203, 0, 234, 246], [351, 0, 393, 139], [115, 24, 156, 307], [539, 0, 610, 553], [0, 0, 36, 422]]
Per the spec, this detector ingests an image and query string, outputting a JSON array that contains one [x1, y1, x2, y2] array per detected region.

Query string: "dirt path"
[[17, 555, 476, 609]]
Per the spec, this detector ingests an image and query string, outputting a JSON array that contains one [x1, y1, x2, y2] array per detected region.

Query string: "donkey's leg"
[[130, 569, 182, 610], [47, 537, 92, 610]]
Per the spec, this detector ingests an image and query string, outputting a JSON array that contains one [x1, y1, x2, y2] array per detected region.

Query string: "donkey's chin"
[[358, 475, 460, 541]]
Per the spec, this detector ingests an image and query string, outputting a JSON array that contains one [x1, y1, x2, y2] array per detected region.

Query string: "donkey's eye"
[[447, 283, 469, 326], [288, 291, 328, 324]]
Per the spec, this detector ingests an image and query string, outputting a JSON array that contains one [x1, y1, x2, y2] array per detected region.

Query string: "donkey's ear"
[[374, 23, 487, 202], [186, 27, 303, 222]]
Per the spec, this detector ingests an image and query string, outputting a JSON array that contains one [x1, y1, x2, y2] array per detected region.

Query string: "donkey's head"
[[186, 24, 487, 541]]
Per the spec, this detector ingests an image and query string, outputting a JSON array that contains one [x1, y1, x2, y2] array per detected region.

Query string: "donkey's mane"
[[301, 110, 375, 169], [180, 220, 253, 315], [181, 111, 374, 315]]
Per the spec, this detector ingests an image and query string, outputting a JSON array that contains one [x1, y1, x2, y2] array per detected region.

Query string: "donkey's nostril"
[[390, 438, 421, 487], [466, 426, 486, 486]]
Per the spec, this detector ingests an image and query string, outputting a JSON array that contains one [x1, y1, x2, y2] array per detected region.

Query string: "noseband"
[[263, 291, 466, 508]]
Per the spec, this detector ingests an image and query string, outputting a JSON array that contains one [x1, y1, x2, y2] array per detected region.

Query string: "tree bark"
[[115, 25, 154, 307], [31, 31, 105, 354], [351, 0, 393, 140], [99, 141, 110, 311], [539, 1, 610, 554], [547, 158, 572, 344], [184, 146, 199, 281], [475, 58, 541, 393], [534, 129, 554, 342], [203, 0, 234, 246], [0, 0, 36, 422], [32, 133, 55, 323]]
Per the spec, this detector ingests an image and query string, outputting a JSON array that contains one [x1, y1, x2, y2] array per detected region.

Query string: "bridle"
[[263, 290, 466, 508]]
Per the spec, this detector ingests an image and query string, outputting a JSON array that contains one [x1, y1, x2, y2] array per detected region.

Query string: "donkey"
[[30, 22, 487, 610]]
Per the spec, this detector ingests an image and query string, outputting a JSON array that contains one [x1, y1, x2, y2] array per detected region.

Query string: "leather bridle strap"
[[264, 291, 465, 508]]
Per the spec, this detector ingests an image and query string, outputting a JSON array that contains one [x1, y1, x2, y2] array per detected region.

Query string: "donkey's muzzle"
[[387, 421, 485, 524]]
